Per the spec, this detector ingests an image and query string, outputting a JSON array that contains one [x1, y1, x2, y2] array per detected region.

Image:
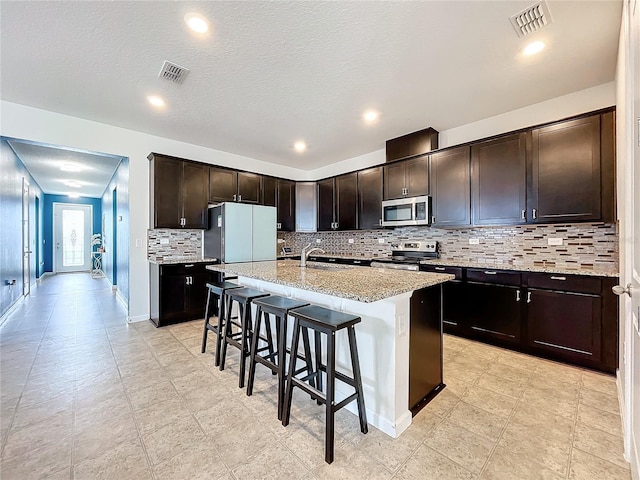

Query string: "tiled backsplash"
[[148, 229, 202, 261], [278, 222, 619, 273]]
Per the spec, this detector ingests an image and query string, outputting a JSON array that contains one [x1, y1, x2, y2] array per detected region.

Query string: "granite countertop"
[[419, 258, 619, 278], [148, 257, 218, 265], [206, 260, 454, 303]]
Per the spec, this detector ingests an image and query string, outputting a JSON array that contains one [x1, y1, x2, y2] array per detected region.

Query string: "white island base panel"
[[237, 276, 412, 439]]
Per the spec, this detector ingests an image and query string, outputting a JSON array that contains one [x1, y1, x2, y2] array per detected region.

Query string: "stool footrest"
[[291, 377, 326, 403], [334, 393, 358, 412]]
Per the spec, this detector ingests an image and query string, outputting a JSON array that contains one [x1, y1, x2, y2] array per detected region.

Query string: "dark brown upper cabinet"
[[386, 127, 439, 162], [260, 176, 295, 231], [263, 176, 277, 207], [149, 153, 208, 229], [209, 166, 262, 204], [471, 133, 527, 225], [429, 146, 471, 227], [529, 114, 601, 223], [317, 173, 358, 231], [357, 166, 383, 230], [383, 154, 429, 200]]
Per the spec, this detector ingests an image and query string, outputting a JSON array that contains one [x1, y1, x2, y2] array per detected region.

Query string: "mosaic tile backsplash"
[[278, 223, 619, 273], [148, 229, 202, 261]]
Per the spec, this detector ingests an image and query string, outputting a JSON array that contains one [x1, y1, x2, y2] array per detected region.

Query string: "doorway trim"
[[52, 202, 93, 273]]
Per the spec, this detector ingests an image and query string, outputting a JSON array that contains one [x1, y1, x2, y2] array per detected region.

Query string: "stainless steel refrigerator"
[[204, 203, 277, 263]]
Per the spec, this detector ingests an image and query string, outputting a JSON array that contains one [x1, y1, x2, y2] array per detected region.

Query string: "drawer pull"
[[434, 267, 446, 271], [516, 290, 521, 302], [483, 271, 497, 275], [527, 291, 532, 303], [550, 276, 566, 281], [353, 260, 361, 264], [184, 264, 194, 267]]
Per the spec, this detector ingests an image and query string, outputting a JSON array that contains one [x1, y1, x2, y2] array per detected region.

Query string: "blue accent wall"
[[42, 195, 102, 273]]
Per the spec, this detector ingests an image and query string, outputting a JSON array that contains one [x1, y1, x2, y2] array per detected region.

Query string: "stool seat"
[[287, 305, 361, 331], [227, 287, 269, 301], [201, 281, 240, 366], [253, 296, 310, 313]]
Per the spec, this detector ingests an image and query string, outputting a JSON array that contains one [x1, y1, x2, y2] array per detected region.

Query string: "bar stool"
[[201, 281, 241, 366], [282, 305, 368, 464], [219, 287, 270, 388], [247, 295, 310, 420]]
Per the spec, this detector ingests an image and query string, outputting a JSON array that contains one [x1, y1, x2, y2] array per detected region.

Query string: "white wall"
[[310, 81, 616, 179], [0, 101, 308, 321]]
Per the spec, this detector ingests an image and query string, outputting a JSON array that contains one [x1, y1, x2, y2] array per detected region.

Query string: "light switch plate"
[[469, 238, 480, 245], [548, 237, 563, 246], [135, 239, 143, 248], [315, 238, 322, 244]]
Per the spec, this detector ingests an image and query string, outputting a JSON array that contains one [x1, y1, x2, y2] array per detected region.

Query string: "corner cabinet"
[[149, 261, 216, 327], [149, 153, 208, 229], [263, 177, 295, 231], [429, 146, 471, 227]]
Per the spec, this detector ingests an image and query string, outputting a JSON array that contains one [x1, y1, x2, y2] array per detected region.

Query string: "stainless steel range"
[[371, 241, 439, 271]]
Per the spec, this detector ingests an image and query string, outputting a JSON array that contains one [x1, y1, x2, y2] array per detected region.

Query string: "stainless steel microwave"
[[381, 195, 431, 227]]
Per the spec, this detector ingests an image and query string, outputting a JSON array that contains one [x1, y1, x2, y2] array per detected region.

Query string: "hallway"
[[0, 273, 631, 479]]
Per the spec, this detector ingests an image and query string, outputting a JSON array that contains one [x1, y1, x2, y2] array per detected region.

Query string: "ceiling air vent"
[[509, 1, 552, 37], [158, 60, 190, 84]]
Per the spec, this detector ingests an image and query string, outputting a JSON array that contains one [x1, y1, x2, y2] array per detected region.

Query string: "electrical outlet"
[[469, 238, 480, 245], [378, 238, 385, 244], [548, 237, 563, 246], [348, 239, 354, 244], [160, 238, 169, 245], [315, 238, 322, 244]]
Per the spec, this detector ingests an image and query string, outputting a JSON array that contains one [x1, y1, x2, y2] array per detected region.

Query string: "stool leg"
[[201, 287, 213, 354], [214, 292, 225, 367], [264, 315, 276, 375], [301, 326, 315, 393], [282, 318, 301, 427], [246, 306, 263, 397], [219, 296, 233, 371], [314, 330, 323, 405], [325, 330, 336, 464], [238, 302, 248, 388], [276, 313, 286, 421], [347, 326, 368, 434]]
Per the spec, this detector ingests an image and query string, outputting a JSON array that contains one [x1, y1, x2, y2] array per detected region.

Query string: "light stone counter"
[[148, 257, 218, 265], [207, 259, 453, 302], [206, 259, 453, 439], [419, 258, 619, 277]]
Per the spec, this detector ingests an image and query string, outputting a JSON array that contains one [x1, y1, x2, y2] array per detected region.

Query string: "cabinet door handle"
[[434, 267, 446, 271], [483, 271, 497, 275], [532, 208, 538, 219], [184, 264, 194, 268], [516, 290, 521, 302], [521, 209, 526, 220], [238, 194, 242, 202], [527, 291, 532, 303], [379, 219, 382, 226], [353, 260, 361, 264], [431, 216, 436, 224], [233, 194, 237, 201], [550, 276, 566, 281]]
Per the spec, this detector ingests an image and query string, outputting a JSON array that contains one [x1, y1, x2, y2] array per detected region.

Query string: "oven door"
[[381, 196, 431, 227]]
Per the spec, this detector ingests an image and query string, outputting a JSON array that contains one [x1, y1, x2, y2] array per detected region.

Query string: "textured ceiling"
[[0, 1, 622, 170], [6, 140, 122, 198]]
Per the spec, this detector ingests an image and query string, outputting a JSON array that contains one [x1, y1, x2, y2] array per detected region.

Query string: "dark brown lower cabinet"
[[149, 262, 216, 327], [466, 283, 522, 344], [527, 289, 601, 362]]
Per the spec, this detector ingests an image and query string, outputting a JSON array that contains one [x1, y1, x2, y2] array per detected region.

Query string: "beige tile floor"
[[0, 273, 631, 479]]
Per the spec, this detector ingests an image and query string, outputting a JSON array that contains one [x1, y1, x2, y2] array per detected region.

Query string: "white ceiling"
[[0, 1, 622, 171], [6, 139, 123, 198]]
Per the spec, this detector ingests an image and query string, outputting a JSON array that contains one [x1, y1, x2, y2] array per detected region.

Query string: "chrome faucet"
[[300, 243, 325, 267]]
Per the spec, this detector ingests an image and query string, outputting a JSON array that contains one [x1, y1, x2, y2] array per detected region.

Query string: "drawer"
[[420, 264, 463, 280], [161, 262, 216, 276], [527, 273, 601, 294], [466, 268, 521, 286], [339, 258, 371, 266]]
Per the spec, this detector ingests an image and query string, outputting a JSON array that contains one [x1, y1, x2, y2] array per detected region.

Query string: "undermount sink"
[[302, 262, 348, 271]]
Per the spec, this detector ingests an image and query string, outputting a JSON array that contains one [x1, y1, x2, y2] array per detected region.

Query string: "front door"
[[54, 203, 92, 273]]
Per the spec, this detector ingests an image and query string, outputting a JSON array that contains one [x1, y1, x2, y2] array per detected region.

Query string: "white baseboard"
[[0, 295, 25, 327], [632, 433, 639, 480], [127, 314, 149, 323]]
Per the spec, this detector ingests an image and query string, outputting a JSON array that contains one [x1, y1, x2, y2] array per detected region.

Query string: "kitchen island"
[[207, 259, 453, 438]]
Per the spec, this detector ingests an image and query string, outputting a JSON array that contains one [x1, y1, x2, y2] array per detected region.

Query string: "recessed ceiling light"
[[363, 110, 380, 124], [147, 95, 166, 108], [523, 40, 545, 56], [60, 162, 83, 172], [64, 180, 82, 188], [67, 193, 80, 199], [184, 13, 209, 34], [293, 141, 307, 153]]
